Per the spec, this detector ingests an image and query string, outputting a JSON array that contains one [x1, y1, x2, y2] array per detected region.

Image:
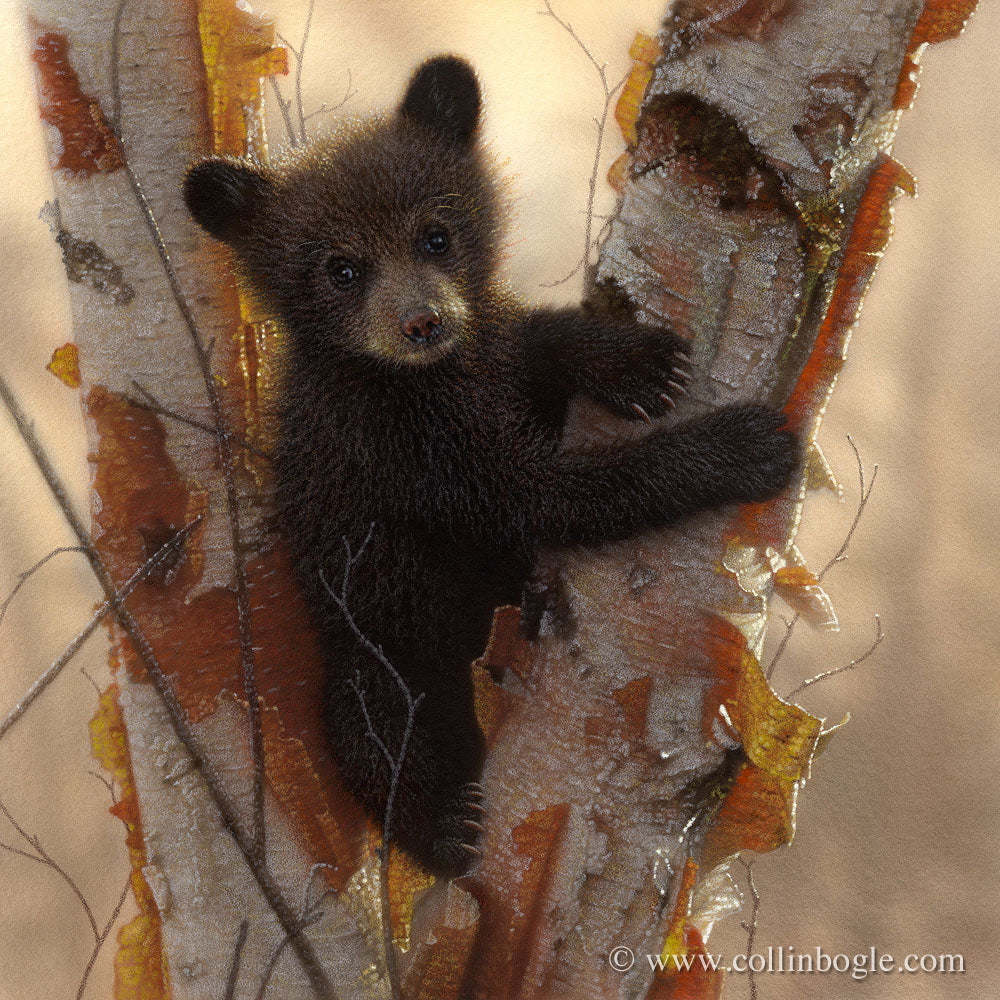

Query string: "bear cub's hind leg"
[[324, 655, 487, 877]]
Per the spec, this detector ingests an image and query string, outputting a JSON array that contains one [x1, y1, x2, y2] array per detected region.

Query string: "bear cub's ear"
[[183, 157, 273, 245], [399, 55, 481, 147]]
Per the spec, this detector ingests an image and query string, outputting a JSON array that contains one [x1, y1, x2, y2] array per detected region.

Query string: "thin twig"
[[111, 0, 266, 871], [0, 794, 132, 1000], [303, 71, 357, 123], [254, 909, 326, 1000], [786, 615, 885, 699], [125, 381, 269, 459], [539, 1, 629, 287], [80, 664, 104, 699], [88, 769, 118, 805], [767, 436, 878, 681], [320, 527, 425, 1000], [0, 372, 338, 1000], [0, 547, 87, 628], [254, 865, 336, 1000], [223, 920, 251, 1000], [269, 76, 300, 148], [76, 878, 131, 1000], [0, 517, 202, 743], [295, 0, 315, 143], [0, 794, 99, 940], [736, 855, 760, 1000]]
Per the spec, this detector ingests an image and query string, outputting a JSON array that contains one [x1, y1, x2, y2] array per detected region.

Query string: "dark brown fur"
[[183, 56, 798, 876]]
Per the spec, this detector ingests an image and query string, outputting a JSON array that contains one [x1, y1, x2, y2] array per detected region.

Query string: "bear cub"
[[184, 56, 798, 877]]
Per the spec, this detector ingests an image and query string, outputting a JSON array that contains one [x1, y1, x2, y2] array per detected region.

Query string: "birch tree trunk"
[[8, 1, 978, 998]]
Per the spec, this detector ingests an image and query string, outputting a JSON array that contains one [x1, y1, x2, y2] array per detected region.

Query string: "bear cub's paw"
[[587, 327, 693, 423], [701, 403, 800, 504], [422, 781, 488, 878]]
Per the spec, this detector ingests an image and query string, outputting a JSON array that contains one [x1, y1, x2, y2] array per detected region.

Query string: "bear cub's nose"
[[401, 307, 443, 344]]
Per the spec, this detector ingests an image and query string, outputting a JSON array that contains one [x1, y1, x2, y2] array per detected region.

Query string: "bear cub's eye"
[[421, 229, 450, 256], [328, 258, 361, 288]]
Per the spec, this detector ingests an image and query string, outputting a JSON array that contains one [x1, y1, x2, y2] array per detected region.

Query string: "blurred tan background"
[[0, 1, 997, 998]]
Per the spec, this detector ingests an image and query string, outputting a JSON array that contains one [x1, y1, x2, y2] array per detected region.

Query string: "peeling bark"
[[19, 1, 977, 998]]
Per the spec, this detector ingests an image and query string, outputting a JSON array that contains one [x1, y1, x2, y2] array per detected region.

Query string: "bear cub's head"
[[184, 56, 502, 368]]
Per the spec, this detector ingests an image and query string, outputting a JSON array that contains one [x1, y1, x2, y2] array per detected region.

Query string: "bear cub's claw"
[[590, 327, 694, 422], [424, 782, 488, 877]]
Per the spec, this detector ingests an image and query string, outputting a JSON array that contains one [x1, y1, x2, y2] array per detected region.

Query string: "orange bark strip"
[[85, 387, 207, 595], [404, 885, 481, 1000], [894, 0, 979, 108], [728, 649, 820, 783], [90, 686, 168, 1000], [409, 922, 480, 1000], [86, 387, 367, 886], [648, 930, 725, 1000], [473, 606, 528, 749], [31, 30, 123, 175], [196, 0, 287, 159], [737, 154, 914, 547], [912, 0, 979, 45], [615, 32, 661, 147], [784, 154, 915, 437], [47, 343, 81, 388], [472, 661, 521, 751], [649, 861, 725, 1000], [611, 675, 653, 744], [700, 764, 796, 870], [195, 0, 289, 460], [466, 803, 571, 999], [385, 843, 437, 950], [507, 803, 572, 997], [660, 857, 698, 963]]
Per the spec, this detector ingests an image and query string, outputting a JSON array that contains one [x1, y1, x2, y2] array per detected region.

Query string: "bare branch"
[[539, 2, 628, 286], [254, 908, 325, 1000], [0, 794, 99, 941], [320, 529, 427, 1000], [87, 769, 118, 805], [736, 855, 760, 1000], [0, 372, 338, 999], [0, 517, 202, 743], [223, 919, 251, 1000], [786, 615, 885, 699], [111, 0, 266, 872], [79, 664, 104, 699], [254, 865, 337, 1000], [269, 76, 300, 148], [0, 794, 131, 1000], [293, 0, 316, 143], [817, 435, 879, 580], [302, 69, 356, 123], [539, 0, 609, 83], [77, 878, 131, 1000], [0, 546, 87, 628], [767, 436, 879, 681], [126, 380, 269, 459]]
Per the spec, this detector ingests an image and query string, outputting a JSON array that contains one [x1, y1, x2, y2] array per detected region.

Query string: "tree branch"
[[767, 436, 879, 682], [0, 516, 202, 743], [0, 546, 88, 628], [539, 1, 628, 286], [321, 529, 427, 1000], [786, 615, 886, 699], [111, 0, 267, 870], [0, 371, 338, 1000]]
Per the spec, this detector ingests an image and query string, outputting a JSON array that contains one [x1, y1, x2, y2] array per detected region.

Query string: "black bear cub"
[[184, 56, 798, 877]]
